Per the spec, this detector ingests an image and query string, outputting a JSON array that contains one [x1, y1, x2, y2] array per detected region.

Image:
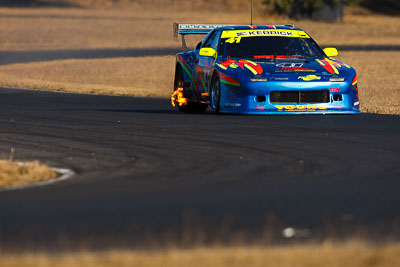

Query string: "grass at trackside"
[[0, 159, 56, 188], [0, 2, 399, 51], [0, 56, 175, 98], [1, 242, 400, 267], [337, 51, 400, 114]]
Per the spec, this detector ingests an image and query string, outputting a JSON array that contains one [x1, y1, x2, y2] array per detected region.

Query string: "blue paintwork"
[[175, 25, 360, 115]]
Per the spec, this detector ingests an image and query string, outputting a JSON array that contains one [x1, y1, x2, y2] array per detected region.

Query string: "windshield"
[[219, 35, 324, 60]]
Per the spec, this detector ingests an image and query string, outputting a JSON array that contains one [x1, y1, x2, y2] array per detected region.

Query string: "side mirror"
[[323, 47, 338, 57], [199, 47, 217, 58]]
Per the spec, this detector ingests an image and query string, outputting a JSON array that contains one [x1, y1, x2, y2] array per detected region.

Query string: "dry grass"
[[0, 159, 56, 189], [0, 5, 264, 51], [0, 56, 175, 97], [1, 242, 400, 267], [337, 51, 400, 114], [63, 0, 266, 10], [0, 8, 177, 50], [0, 4, 398, 51], [298, 13, 400, 46]]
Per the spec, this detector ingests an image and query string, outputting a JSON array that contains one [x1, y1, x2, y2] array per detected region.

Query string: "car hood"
[[215, 58, 356, 81]]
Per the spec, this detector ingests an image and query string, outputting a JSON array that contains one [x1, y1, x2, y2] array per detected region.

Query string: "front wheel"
[[210, 75, 221, 114]]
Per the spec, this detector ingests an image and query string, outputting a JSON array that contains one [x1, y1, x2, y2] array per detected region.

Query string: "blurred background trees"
[[263, 0, 400, 18], [0, 0, 398, 17], [263, 0, 357, 17], [0, 0, 75, 7]]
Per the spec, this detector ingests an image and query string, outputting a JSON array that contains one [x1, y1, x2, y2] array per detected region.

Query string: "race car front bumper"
[[219, 80, 360, 115]]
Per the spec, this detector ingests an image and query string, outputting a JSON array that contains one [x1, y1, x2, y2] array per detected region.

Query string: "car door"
[[196, 30, 221, 93]]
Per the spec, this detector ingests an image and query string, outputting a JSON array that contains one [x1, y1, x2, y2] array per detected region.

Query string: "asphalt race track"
[[0, 87, 400, 250]]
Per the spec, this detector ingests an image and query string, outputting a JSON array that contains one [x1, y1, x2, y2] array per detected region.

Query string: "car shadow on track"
[[92, 108, 178, 114], [88, 108, 221, 115]]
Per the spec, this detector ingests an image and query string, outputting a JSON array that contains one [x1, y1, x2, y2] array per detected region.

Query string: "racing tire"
[[174, 67, 208, 113], [210, 74, 221, 114]]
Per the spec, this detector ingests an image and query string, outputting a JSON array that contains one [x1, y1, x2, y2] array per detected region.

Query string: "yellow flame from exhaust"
[[171, 88, 188, 107]]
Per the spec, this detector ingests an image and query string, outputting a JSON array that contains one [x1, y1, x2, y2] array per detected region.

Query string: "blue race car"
[[171, 23, 359, 114]]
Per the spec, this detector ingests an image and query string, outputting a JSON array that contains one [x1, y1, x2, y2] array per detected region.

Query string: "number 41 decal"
[[225, 37, 242, 43]]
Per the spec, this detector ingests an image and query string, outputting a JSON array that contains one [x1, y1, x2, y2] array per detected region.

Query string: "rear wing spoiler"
[[173, 23, 234, 51]]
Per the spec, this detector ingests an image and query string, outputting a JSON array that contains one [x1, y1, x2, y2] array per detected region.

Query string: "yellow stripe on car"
[[221, 30, 310, 39]]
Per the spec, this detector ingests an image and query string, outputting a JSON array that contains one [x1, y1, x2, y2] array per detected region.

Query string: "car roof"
[[216, 25, 302, 31]]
